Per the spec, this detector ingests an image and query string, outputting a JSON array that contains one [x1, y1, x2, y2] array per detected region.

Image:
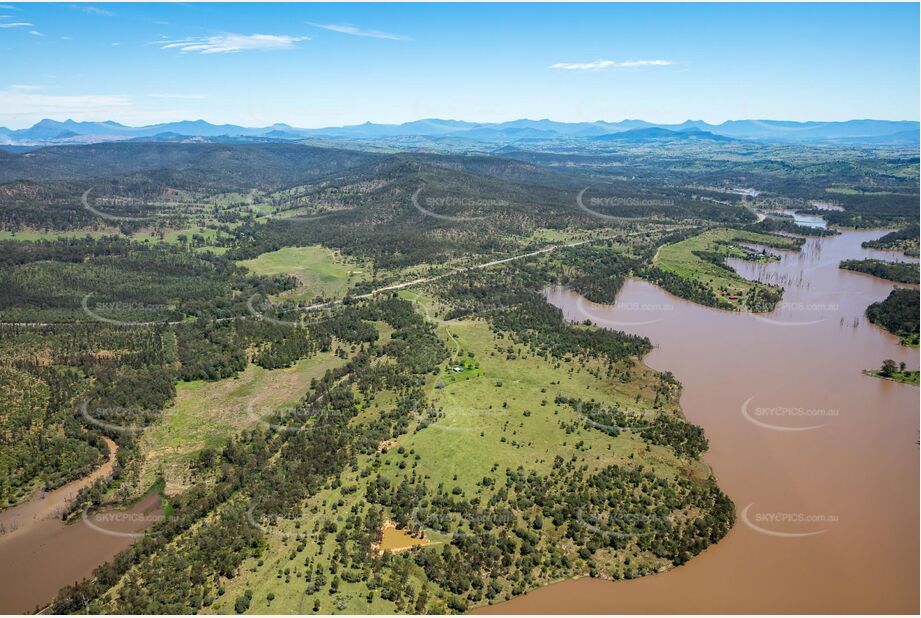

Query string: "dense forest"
[[861, 225, 920, 257], [0, 367, 105, 507], [0, 237, 294, 322], [839, 259, 919, 284], [865, 288, 920, 346]]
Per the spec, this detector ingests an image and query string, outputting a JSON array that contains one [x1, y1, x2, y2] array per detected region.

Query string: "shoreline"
[[0, 436, 118, 543], [490, 227, 918, 613]]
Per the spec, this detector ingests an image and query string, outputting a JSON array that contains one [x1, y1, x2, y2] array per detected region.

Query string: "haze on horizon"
[[1, 2, 919, 129]]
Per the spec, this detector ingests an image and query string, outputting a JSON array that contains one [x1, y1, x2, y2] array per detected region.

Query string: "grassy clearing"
[[238, 246, 371, 302], [216, 303, 706, 614], [0, 226, 228, 254], [208, 481, 408, 615], [132, 225, 222, 244], [516, 227, 613, 246], [825, 187, 898, 196], [653, 228, 799, 309], [133, 226, 230, 254], [139, 351, 347, 495], [383, 317, 697, 494]]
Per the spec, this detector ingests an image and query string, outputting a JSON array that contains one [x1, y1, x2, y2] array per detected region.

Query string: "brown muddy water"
[[0, 437, 163, 613], [481, 229, 919, 614]]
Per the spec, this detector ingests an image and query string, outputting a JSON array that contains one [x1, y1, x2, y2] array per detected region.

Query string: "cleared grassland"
[[238, 245, 371, 302], [139, 351, 347, 494], [1, 226, 228, 253], [397, 317, 696, 492], [133, 225, 221, 243], [206, 482, 414, 615], [216, 307, 710, 614], [654, 228, 799, 309]]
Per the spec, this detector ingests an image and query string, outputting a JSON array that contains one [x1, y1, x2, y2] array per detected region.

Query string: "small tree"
[[880, 359, 898, 377], [233, 595, 250, 614]]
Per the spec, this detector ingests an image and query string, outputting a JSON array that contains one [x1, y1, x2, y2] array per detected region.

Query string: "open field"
[[391, 316, 697, 491], [0, 225, 228, 249], [139, 351, 348, 494], [652, 228, 800, 310], [238, 245, 372, 302], [133, 225, 225, 244]]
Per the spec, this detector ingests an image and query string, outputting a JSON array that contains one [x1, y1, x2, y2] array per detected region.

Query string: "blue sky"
[[0, 3, 918, 128]]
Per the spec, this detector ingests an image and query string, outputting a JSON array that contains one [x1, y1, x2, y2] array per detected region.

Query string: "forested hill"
[[0, 142, 761, 236], [0, 142, 382, 187]]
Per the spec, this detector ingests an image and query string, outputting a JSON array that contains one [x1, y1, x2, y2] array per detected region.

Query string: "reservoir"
[[482, 228, 919, 613]]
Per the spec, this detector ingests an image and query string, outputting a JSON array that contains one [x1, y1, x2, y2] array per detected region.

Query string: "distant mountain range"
[[590, 127, 739, 143], [0, 117, 917, 147]]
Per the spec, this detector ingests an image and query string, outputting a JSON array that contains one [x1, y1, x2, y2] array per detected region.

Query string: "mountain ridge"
[[0, 117, 917, 146]]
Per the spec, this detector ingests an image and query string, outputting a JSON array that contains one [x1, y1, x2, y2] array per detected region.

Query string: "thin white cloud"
[[550, 59, 674, 71], [9, 84, 43, 91], [29, 30, 43, 37], [0, 22, 33, 29], [0, 88, 130, 119], [146, 92, 206, 100], [308, 22, 408, 41], [159, 33, 307, 54], [72, 5, 115, 17]]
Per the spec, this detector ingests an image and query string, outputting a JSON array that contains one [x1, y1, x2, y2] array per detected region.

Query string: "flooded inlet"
[[480, 229, 919, 614], [0, 438, 163, 614]]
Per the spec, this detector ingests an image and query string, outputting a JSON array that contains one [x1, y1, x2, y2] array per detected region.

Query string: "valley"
[[0, 129, 917, 615], [2, 3, 918, 615]]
